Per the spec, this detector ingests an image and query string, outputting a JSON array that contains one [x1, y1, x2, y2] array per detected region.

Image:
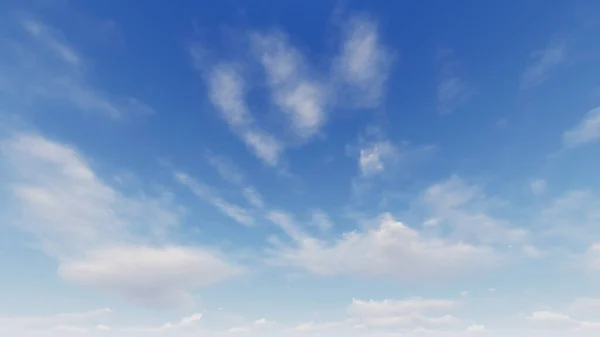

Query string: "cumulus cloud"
[[59, 246, 242, 307], [266, 211, 495, 280], [563, 106, 600, 148], [0, 133, 242, 307]]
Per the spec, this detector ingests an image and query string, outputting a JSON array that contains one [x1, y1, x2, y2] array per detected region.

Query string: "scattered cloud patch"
[[174, 171, 256, 226], [203, 63, 284, 166], [421, 176, 527, 245], [0, 18, 153, 120], [563, 106, 600, 148], [1, 133, 242, 307], [437, 49, 470, 114], [521, 42, 567, 89], [252, 32, 327, 139], [333, 15, 393, 108], [267, 212, 496, 280], [531, 179, 547, 195]]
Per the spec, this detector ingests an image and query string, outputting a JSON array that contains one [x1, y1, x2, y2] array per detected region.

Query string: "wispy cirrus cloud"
[[202, 62, 284, 166], [436, 49, 470, 114], [205, 152, 265, 209], [252, 31, 328, 140], [190, 15, 394, 168], [174, 171, 256, 227], [333, 15, 393, 108], [520, 42, 567, 89], [0, 17, 153, 120]]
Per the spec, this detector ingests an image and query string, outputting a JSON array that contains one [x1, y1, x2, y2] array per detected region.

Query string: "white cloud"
[[124, 312, 204, 332], [421, 176, 527, 245], [242, 187, 264, 208], [466, 324, 486, 333], [267, 212, 495, 280], [349, 298, 454, 316], [359, 140, 397, 176], [528, 310, 600, 331], [586, 244, 600, 271], [96, 325, 112, 331], [563, 106, 600, 148], [536, 189, 600, 244], [240, 130, 283, 166], [1, 18, 152, 120], [205, 153, 265, 208], [59, 246, 243, 307], [1, 133, 242, 307], [22, 19, 81, 65], [333, 16, 393, 108], [0, 308, 113, 337], [174, 172, 255, 226], [521, 42, 566, 89], [437, 76, 469, 114], [208, 64, 253, 127], [522, 245, 547, 258], [531, 179, 547, 195], [204, 64, 284, 166], [252, 32, 327, 139], [352, 130, 435, 181], [206, 153, 246, 185]]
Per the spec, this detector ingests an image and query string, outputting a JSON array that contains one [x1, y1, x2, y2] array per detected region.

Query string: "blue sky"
[[2, 0, 600, 336]]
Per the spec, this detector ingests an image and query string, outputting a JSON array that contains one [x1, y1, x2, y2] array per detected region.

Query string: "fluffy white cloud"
[[358, 140, 397, 176], [1, 133, 242, 307], [563, 106, 600, 148], [59, 246, 243, 307], [267, 211, 495, 280]]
